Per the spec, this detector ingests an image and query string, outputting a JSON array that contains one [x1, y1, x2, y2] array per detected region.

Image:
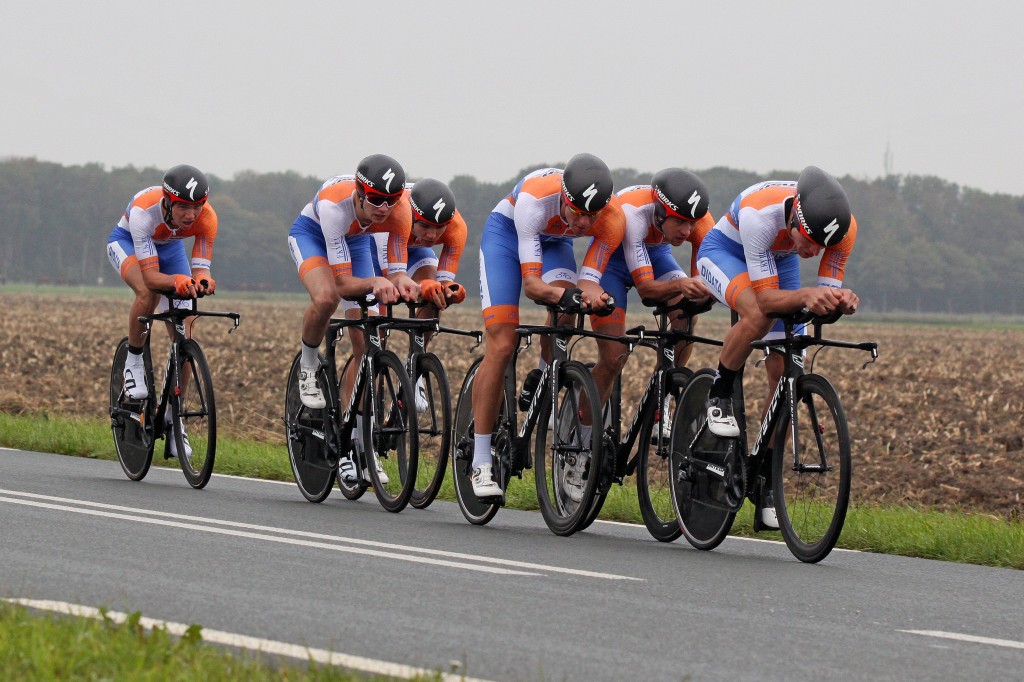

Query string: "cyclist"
[[287, 154, 420, 483], [695, 165, 859, 529], [106, 164, 217, 459], [589, 168, 715, 420], [470, 153, 624, 498], [370, 178, 468, 409]]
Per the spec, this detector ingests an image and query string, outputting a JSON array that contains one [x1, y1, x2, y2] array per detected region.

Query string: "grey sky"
[[3, 0, 1021, 195]]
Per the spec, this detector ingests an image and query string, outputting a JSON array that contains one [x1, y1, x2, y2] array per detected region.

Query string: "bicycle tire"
[[637, 367, 693, 542], [336, 355, 368, 501], [575, 365, 616, 532], [284, 352, 337, 503], [534, 360, 604, 536], [773, 373, 852, 563], [670, 369, 736, 550], [410, 353, 451, 509], [363, 350, 418, 512], [452, 357, 502, 526], [109, 338, 154, 481], [174, 340, 217, 489]]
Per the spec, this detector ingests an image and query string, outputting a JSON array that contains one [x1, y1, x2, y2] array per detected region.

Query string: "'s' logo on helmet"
[[687, 190, 701, 218], [432, 198, 446, 223], [822, 218, 840, 245], [582, 183, 598, 211], [382, 168, 396, 193], [186, 177, 198, 201]]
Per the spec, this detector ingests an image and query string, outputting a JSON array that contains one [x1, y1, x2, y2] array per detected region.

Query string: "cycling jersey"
[[288, 175, 411, 280], [479, 167, 625, 327], [593, 184, 715, 327], [371, 183, 468, 281], [107, 186, 217, 277], [697, 180, 857, 312]]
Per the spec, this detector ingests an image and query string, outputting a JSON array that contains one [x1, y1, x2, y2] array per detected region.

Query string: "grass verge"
[[2, 412, 1021, 570], [0, 601, 442, 681]]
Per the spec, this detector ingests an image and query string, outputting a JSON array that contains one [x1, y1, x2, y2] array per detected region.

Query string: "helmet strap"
[[161, 197, 174, 227]]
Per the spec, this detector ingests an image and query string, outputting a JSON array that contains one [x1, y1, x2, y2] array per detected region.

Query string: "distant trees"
[[0, 157, 1021, 314]]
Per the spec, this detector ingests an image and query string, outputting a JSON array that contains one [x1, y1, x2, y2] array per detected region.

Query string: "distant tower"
[[884, 139, 893, 176]]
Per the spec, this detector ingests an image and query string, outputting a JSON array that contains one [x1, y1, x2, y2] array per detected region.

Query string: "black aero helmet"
[[651, 168, 710, 227], [793, 166, 851, 247], [355, 154, 405, 197], [561, 153, 613, 214], [410, 178, 456, 226], [162, 164, 209, 204]]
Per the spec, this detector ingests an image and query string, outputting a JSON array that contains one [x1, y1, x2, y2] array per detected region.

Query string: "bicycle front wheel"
[[773, 373, 851, 563], [451, 357, 502, 526], [671, 369, 736, 551], [363, 350, 418, 512], [410, 353, 451, 509], [174, 340, 216, 489], [109, 338, 154, 481], [534, 360, 604, 536], [285, 352, 337, 503], [637, 367, 692, 542]]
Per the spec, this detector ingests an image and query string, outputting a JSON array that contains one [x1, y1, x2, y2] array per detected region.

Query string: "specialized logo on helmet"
[[382, 168, 396, 193], [186, 177, 198, 201], [687, 190, 701, 218], [432, 198, 446, 223], [654, 186, 679, 213], [822, 218, 840, 245], [163, 181, 180, 197], [582, 184, 598, 211]]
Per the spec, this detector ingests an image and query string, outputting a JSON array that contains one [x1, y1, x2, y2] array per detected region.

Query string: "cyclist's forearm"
[[523, 275, 561, 305], [754, 289, 806, 316], [334, 274, 374, 298]]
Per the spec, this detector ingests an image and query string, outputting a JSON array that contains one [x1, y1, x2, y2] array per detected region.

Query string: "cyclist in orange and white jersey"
[[696, 166, 859, 529], [470, 153, 624, 498], [287, 154, 420, 483], [106, 164, 217, 458], [591, 169, 715, 397]]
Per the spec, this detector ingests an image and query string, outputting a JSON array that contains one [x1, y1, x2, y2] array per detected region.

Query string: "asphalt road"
[[1, 448, 1021, 681]]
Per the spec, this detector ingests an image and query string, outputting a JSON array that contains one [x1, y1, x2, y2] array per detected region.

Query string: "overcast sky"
[[3, 1, 1022, 196]]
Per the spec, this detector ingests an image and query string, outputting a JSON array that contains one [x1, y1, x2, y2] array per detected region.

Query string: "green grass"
[[2, 412, 1022, 570], [0, 601, 444, 681]]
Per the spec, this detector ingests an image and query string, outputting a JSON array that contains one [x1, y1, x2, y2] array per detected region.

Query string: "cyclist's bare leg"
[[671, 311, 696, 368], [122, 264, 161, 348], [592, 325, 628, 407], [339, 318, 368, 408], [412, 265, 439, 347], [300, 265, 341, 351], [472, 323, 517, 437], [720, 288, 772, 372]]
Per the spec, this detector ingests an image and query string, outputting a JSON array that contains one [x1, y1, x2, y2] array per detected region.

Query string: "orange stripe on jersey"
[[522, 263, 542, 279], [580, 199, 626, 272], [750, 275, 779, 294], [631, 265, 654, 283], [298, 256, 330, 280], [436, 210, 467, 276], [518, 173, 562, 200], [687, 213, 715, 276], [616, 186, 653, 208], [770, 229, 795, 251], [818, 215, 857, 280], [726, 272, 753, 309], [741, 185, 794, 212], [483, 304, 520, 328], [317, 179, 358, 204], [138, 255, 159, 271]]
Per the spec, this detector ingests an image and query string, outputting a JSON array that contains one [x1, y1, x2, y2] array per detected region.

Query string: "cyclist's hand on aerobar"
[[677, 277, 712, 302], [173, 274, 198, 298], [587, 290, 614, 312], [372, 276, 400, 305], [197, 277, 216, 296], [445, 282, 466, 305], [394, 276, 420, 303], [803, 286, 843, 316], [419, 279, 447, 309], [835, 288, 860, 314]]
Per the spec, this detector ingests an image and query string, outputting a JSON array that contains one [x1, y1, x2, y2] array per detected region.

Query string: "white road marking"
[[0, 488, 643, 581], [5, 599, 492, 682], [899, 630, 1024, 650]]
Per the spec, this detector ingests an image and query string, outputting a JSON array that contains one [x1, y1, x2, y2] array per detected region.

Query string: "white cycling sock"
[[472, 433, 492, 469], [300, 340, 319, 371]]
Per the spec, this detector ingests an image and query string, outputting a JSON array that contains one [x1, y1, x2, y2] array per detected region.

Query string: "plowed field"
[[2, 291, 1021, 518]]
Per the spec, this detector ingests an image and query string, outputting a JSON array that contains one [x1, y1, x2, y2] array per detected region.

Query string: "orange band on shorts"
[[298, 256, 329, 280], [138, 255, 159, 272], [521, 263, 542, 279], [483, 304, 520, 328], [590, 308, 625, 330], [119, 254, 139, 280], [725, 272, 753, 309]]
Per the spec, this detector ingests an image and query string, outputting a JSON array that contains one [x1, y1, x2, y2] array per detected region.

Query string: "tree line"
[[1, 157, 1021, 314]]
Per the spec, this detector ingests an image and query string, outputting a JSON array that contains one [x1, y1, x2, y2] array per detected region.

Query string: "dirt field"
[[2, 290, 1022, 518]]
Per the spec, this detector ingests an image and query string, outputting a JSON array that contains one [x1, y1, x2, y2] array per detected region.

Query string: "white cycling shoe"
[[166, 416, 192, 459], [122, 360, 148, 400], [365, 452, 389, 485], [415, 376, 429, 414], [299, 368, 326, 409], [471, 464, 502, 498]]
